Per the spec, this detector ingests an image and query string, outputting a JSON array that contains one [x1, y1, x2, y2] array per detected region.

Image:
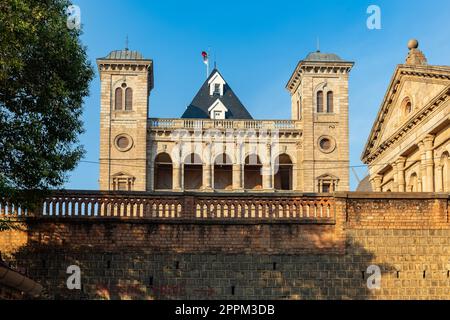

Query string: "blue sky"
[[65, 0, 450, 190]]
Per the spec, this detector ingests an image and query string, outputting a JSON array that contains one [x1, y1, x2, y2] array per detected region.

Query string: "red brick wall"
[[1, 192, 449, 300]]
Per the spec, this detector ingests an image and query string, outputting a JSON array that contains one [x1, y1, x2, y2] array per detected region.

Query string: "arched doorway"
[[244, 154, 262, 190], [184, 153, 203, 190], [274, 154, 293, 190], [214, 153, 233, 190], [154, 153, 173, 190]]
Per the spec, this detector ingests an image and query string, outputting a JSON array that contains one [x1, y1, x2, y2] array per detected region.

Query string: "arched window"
[[327, 91, 334, 113], [401, 97, 412, 117], [125, 87, 133, 111], [274, 154, 293, 190], [154, 153, 173, 190], [184, 153, 203, 190], [405, 101, 412, 114], [115, 88, 122, 110], [317, 91, 323, 113]]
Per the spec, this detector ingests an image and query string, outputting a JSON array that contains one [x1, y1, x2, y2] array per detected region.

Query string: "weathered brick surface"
[[0, 193, 449, 300]]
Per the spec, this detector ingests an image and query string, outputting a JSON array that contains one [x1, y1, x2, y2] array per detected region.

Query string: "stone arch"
[[125, 87, 133, 110], [244, 154, 262, 190], [114, 87, 122, 110], [327, 91, 334, 113], [154, 152, 172, 190], [214, 153, 233, 190], [401, 96, 413, 117], [184, 153, 203, 190], [274, 153, 293, 190]]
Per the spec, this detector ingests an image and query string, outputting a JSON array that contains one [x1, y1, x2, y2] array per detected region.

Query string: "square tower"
[[96, 49, 153, 191], [286, 51, 354, 192]]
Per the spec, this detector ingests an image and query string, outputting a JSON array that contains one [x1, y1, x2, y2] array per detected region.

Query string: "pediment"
[[375, 78, 447, 147], [362, 64, 450, 162]]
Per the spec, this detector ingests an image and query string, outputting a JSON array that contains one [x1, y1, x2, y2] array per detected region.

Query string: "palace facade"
[[97, 49, 353, 192], [361, 40, 450, 192]]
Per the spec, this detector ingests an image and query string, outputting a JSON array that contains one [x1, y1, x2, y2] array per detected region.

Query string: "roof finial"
[[405, 39, 427, 66], [407, 39, 419, 50], [125, 35, 129, 51], [316, 37, 320, 52]]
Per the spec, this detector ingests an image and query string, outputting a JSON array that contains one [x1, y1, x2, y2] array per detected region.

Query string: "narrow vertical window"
[[327, 91, 334, 113], [297, 100, 300, 119], [125, 87, 133, 111], [317, 91, 323, 113], [115, 88, 122, 110]]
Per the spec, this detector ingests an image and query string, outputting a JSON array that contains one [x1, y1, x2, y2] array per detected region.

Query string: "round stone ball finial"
[[408, 39, 419, 50]]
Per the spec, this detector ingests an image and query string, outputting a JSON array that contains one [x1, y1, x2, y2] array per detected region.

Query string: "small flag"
[[202, 51, 208, 65]]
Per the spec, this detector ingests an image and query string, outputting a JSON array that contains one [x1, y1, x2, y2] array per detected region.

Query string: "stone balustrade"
[[148, 118, 301, 131], [0, 190, 334, 223]]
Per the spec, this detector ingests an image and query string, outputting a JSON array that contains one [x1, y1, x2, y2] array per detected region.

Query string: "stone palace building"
[[361, 40, 450, 192], [97, 49, 353, 192]]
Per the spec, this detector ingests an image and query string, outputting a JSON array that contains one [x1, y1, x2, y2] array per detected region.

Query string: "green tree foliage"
[[0, 0, 94, 209]]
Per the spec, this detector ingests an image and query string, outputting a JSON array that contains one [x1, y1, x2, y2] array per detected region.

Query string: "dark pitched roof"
[[181, 69, 253, 119]]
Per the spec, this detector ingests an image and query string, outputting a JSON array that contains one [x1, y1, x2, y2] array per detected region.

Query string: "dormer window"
[[214, 83, 220, 95], [208, 99, 228, 119], [208, 71, 226, 96]]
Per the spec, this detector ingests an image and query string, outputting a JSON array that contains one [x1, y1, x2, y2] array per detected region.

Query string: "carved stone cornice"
[[286, 61, 354, 93]]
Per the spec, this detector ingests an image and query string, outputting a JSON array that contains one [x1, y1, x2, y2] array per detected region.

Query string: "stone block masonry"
[[0, 191, 449, 299]]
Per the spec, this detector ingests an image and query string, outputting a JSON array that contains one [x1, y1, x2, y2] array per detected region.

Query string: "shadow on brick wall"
[[6, 233, 395, 300]]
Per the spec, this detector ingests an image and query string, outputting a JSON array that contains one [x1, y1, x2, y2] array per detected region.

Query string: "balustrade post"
[[183, 195, 196, 219]]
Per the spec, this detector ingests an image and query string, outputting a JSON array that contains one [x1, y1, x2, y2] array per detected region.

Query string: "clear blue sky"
[[65, 0, 450, 191]]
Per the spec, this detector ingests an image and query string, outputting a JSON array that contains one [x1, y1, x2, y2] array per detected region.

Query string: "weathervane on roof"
[[125, 35, 129, 51]]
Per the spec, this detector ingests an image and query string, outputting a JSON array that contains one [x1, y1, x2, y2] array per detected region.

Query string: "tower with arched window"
[[286, 51, 354, 192], [97, 49, 153, 191]]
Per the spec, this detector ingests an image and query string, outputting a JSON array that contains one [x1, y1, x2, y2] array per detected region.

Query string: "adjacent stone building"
[[361, 40, 450, 192], [97, 49, 353, 192]]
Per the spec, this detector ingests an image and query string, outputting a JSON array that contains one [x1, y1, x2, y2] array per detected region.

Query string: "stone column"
[[373, 174, 382, 192], [232, 164, 242, 190], [396, 157, 406, 192], [418, 141, 426, 192], [203, 163, 212, 190], [148, 164, 154, 192], [203, 143, 212, 190], [232, 143, 243, 190], [262, 144, 273, 190], [423, 134, 435, 192], [391, 162, 399, 192], [436, 165, 443, 192], [173, 165, 181, 191]]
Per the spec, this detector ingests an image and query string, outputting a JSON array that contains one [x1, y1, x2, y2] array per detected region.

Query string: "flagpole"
[[207, 48, 210, 77]]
